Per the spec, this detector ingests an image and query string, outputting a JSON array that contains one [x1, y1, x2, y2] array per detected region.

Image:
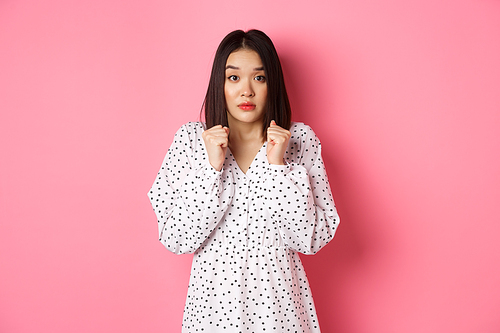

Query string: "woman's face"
[[224, 49, 267, 127]]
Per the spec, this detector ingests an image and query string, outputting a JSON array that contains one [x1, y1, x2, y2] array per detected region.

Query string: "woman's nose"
[[240, 80, 254, 97]]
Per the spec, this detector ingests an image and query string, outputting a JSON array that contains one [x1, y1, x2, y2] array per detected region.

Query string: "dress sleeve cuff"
[[267, 163, 291, 176], [204, 163, 223, 177]]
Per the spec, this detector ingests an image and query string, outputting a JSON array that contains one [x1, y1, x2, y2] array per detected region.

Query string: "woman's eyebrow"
[[225, 65, 265, 71]]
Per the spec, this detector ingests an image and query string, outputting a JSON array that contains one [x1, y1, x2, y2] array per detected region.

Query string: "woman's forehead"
[[226, 49, 263, 69]]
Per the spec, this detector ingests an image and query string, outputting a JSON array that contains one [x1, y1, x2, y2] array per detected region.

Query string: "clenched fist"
[[202, 125, 230, 171], [266, 120, 290, 165]]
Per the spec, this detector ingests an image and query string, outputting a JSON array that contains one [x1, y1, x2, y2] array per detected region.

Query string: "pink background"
[[1, 0, 499, 332]]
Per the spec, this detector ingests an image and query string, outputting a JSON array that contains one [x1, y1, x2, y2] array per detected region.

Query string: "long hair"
[[202, 29, 291, 136]]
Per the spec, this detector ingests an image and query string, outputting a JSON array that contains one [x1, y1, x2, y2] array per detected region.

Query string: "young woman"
[[149, 29, 340, 333]]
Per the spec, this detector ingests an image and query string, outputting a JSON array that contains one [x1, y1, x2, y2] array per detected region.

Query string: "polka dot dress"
[[149, 122, 339, 333]]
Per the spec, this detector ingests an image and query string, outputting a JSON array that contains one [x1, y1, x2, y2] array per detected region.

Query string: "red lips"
[[238, 102, 256, 110]]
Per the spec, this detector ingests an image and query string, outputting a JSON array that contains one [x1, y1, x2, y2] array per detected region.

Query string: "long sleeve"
[[148, 123, 234, 254], [264, 125, 339, 254]]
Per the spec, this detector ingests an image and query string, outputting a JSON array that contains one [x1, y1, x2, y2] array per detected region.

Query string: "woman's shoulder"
[[285, 122, 322, 164], [173, 121, 205, 138], [170, 122, 206, 150], [289, 121, 317, 138], [177, 121, 205, 132]]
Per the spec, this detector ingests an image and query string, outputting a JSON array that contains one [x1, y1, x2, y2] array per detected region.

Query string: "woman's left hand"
[[266, 120, 291, 165]]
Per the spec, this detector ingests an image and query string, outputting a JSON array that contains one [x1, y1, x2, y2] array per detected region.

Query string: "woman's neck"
[[227, 120, 265, 145], [226, 119, 266, 174]]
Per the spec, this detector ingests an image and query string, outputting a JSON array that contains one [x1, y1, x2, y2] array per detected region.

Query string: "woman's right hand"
[[202, 125, 229, 171]]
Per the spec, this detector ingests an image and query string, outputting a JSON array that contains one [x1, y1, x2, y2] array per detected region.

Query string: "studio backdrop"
[[1, 0, 499, 332]]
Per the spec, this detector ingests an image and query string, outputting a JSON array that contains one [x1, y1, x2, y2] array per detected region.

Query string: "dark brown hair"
[[202, 29, 291, 136]]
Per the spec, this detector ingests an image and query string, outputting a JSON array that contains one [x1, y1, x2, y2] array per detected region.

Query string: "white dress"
[[149, 121, 339, 333]]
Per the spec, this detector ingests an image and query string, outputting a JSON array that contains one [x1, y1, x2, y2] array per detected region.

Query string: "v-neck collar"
[[227, 141, 267, 177]]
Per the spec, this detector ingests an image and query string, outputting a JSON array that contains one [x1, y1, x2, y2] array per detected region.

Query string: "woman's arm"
[[148, 123, 234, 254], [265, 125, 339, 254]]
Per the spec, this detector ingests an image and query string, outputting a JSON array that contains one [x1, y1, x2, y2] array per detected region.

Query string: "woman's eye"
[[228, 75, 238, 81], [255, 75, 266, 82]]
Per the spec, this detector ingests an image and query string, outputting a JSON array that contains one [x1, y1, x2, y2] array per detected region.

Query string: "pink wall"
[[1, 0, 499, 332]]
